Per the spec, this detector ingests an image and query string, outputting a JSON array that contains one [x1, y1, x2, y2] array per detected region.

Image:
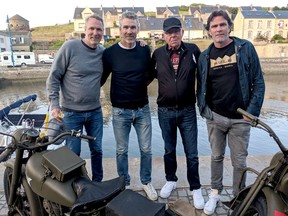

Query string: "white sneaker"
[[159, 181, 176, 198], [142, 183, 158, 201], [192, 188, 205, 209], [204, 189, 220, 215]]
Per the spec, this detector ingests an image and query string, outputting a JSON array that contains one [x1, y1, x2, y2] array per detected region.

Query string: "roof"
[[73, 8, 103, 19], [0, 31, 31, 37], [138, 17, 203, 31], [241, 10, 275, 19], [240, 6, 262, 11], [9, 14, 29, 22], [121, 7, 145, 14], [139, 18, 164, 30], [272, 10, 288, 19], [156, 7, 179, 15], [73, 7, 145, 19], [182, 18, 204, 30], [190, 5, 231, 14]]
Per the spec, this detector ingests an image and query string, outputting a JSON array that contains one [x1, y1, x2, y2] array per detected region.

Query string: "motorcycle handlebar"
[[237, 108, 288, 155], [237, 108, 258, 122], [0, 148, 13, 162], [72, 131, 96, 141], [0, 130, 96, 153], [41, 130, 96, 148]]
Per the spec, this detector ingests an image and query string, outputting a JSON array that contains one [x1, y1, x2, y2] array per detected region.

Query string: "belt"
[[115, 105, 145, 110], [161, 105, 194, 111], [61, 106, 99, 113]]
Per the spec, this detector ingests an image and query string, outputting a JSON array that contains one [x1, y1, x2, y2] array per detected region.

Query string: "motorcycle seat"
[[70, 176, 125, 215]]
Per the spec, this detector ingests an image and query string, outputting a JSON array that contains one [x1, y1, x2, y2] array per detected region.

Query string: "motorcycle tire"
[[231, 194, 267, 216], [3, 167, 47, 216]]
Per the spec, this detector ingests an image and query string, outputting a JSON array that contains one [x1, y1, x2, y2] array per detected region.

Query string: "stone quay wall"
[[0, 58, 287, 81]]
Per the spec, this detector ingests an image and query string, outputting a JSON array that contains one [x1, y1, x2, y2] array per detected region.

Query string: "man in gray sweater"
[[46, 14, 105, 182]]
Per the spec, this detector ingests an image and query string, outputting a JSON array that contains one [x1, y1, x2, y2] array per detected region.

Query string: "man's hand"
[[51, 108, 64, 122], [138, 39, 147, 47], [243, 115, 251, 122]]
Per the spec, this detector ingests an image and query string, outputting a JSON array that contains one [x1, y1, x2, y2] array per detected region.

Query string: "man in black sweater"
[[101, 11, 157, 201]]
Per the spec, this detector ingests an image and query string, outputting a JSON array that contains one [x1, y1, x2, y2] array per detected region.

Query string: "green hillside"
[[31, 23, 74, 41]]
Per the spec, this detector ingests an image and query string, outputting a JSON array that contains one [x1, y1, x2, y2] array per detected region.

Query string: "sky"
[[0, 0, 287, 30]]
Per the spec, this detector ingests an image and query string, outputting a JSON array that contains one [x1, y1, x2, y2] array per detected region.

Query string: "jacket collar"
[[165, 41, 186, 55]]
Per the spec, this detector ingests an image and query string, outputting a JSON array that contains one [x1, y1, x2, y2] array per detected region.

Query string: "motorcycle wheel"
[[231, 194, 267, 216], [4, 167, 47, 216]]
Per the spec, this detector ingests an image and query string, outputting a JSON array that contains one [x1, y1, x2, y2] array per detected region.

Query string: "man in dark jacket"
[[197, 10, 265, 215], [150, 17, 204, 210]]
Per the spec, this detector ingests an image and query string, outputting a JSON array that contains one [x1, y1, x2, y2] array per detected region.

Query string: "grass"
[[31, 23, 74, 40]]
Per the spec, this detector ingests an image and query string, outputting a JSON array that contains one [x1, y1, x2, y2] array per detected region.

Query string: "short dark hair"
[[85, 14, 104, 26], [206, 10, 233, 31], [119, 11, 140, 29]]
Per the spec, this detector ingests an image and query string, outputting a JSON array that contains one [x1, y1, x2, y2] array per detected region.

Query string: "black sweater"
[[101, 42, 151, 109], [151, 42, 200, 108]]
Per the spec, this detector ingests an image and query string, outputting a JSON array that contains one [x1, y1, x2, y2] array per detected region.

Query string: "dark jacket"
[[197, 37, 265, 119], [151, 42, 201, 108]]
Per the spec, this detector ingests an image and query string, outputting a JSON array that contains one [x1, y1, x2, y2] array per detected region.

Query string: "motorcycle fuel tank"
[[26, 150, 86, 207]]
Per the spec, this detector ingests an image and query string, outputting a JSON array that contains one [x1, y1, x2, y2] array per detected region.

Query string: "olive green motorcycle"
[[226, 108, 288, 216]]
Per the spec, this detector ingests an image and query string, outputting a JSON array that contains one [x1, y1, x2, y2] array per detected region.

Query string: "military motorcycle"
[[0, 95, 167, 216], [226, 108, 288, 216]]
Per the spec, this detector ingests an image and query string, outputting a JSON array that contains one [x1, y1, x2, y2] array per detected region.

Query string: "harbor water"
[[0, 75, 287, 159]]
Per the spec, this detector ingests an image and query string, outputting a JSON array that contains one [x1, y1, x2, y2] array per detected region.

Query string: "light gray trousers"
[[206, 111, 251, 196]]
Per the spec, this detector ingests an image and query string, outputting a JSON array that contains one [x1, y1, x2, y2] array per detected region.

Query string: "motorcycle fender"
[[262, 187, 288, 215], [25, 151, 77, 207], [3, 159, 15, 169], [3, 159, 26, 174]]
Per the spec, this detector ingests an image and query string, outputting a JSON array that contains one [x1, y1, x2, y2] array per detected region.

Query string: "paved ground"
[[0, 155, 272, 216]]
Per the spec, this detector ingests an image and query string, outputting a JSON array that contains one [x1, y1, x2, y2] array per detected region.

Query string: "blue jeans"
[[112, 104, 152, 186], [206, 111, 251, 195], [62, 107, 103, 182], [158, 106, 201, 191]]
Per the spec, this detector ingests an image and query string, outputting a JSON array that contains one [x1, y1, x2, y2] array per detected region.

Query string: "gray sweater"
[[46, 39, 104, 111]]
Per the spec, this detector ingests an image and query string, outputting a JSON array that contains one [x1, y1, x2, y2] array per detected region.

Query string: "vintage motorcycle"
[[226, 108, 288, 216], [0, 124, 169, 216], [0, 95, 167, 216]]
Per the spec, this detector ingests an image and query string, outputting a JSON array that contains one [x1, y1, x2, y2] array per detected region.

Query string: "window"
[[0, 38, 4, 43], [11, 38, 16, 44], [248, 20, 253, 29], [248, 31, 253, 39], [24, 55, 31, 59], [16, 55, 21, 59], [279, 31, 283, 37], [78, 23, 84, 29], [4, 56, 8, 60], [267, 20, 272, 29], [257, 20, 262, 29], [19, 37, 24, 44], [266, 31, 271, 39], [278, 20, 284, 29]]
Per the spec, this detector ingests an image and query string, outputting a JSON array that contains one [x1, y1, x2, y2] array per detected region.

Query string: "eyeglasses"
[[165, 28, 181, 35]]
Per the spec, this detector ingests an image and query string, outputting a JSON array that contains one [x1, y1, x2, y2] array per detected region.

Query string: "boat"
[[0, 94, 47, 147]]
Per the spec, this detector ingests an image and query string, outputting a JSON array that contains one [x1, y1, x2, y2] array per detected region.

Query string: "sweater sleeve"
[[46, 41, 70, 110], [101, 49, 111, 86]]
